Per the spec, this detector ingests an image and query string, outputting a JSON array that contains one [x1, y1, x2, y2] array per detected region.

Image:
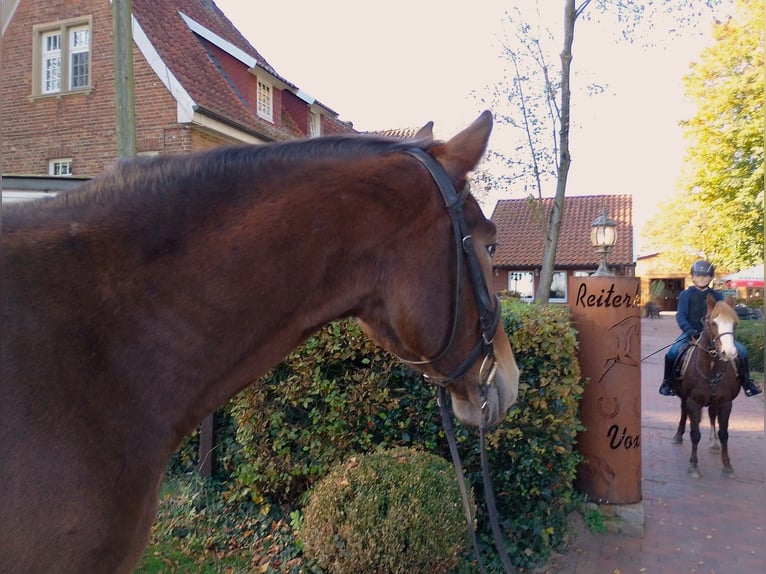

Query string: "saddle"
[[673, 342, 694, 381]]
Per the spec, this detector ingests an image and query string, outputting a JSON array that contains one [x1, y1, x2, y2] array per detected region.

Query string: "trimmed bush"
[[299, 448, 471, 574]]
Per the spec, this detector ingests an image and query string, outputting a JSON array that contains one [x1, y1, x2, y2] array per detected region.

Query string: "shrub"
[[226, 300, 584, 570], [230, 321, 436, 504], [738, 319, 764, 372], [459, 299, 585, 570], [299, 448, 471, 574]]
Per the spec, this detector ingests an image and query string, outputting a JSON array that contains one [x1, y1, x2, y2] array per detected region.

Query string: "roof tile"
[[490, 195, 633, 268]]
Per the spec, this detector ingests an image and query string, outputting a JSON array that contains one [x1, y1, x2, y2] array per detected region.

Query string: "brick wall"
[[1, 0, 119, 176], [1, 0, 355, 178]]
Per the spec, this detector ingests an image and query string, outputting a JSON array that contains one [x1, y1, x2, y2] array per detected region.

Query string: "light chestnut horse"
[[0, 112, 518, 573]]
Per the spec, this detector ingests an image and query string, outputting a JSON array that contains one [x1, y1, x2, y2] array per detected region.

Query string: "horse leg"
[[687, 401, 703, 478], [708, 403, 720, 452], [716, 401, 735, 478], [673, 395, 686, 444]]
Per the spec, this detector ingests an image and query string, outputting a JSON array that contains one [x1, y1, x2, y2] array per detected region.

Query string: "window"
[[549, 271, 568, 303], [69, 27, 90, 90], [508, 271, 535, 301], [49, 158, 73, 176], [309, 110, 321, 138], [256, 79, 273, 121], [34, 18, 91, 96], [41, 32, 61, 93]]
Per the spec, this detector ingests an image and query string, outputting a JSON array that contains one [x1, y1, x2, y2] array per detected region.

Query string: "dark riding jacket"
[[676, 286, 723, 337]]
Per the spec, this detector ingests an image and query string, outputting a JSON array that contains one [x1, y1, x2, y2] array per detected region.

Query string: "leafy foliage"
[[642, 0, 763, 271], [228, 299, 583, 570], [737, 319, 764, 373], [147, 299, 584, 571], [300, 448, 471, 574], [468, 299, 585, 570], [230, 322, 439, 505]]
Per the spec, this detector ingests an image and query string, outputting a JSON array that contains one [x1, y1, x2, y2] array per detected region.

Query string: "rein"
[[404, 148, 514, 573], [688, 322, 736, 395]]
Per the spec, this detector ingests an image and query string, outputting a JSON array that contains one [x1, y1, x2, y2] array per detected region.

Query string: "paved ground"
[[546, 314, 765, 574]]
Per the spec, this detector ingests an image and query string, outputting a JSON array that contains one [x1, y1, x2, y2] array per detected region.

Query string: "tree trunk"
[[534, 0, 577, 303]]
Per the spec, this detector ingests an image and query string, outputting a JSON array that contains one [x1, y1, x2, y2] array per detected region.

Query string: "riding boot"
[[736, 355, 763, 397], [658, 355, 676, 396]]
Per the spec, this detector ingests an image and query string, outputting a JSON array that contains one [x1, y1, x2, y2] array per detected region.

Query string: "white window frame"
[[309, 110, 321, 138], [549, 271, 568, 303], [68, 26, 90, 90], [256, 79, 273, 122], [507, 271, 535, 301], [49, 158, 73, 176], [41, 31, 62, 94], [33, 17, 92, 97]]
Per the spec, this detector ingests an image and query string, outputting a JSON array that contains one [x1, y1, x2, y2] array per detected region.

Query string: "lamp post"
[[590, 210, 617, 276]]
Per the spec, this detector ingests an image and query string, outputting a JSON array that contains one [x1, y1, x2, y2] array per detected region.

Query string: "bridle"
[[688, 315, 737, 394], [400, 147, 502, 389], [401, 147, 515, 574]]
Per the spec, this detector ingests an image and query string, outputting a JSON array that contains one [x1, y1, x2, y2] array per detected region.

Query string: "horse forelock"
[[710, 300, 738, 327]]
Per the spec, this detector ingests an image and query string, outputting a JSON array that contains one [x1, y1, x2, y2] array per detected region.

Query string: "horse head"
[[705, 294, 738, 362], [357, 112, 519, 428]]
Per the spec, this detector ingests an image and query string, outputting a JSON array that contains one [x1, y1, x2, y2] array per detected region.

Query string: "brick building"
[[490, 194, 635, 304], [1, 0, 354, 182]]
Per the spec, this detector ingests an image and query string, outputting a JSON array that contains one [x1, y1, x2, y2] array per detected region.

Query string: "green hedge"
[[227, 299, 584, 570], [738, 319, 764, 372]]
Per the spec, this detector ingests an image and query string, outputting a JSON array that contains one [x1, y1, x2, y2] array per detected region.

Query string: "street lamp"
[[591, 209, 617, 276]]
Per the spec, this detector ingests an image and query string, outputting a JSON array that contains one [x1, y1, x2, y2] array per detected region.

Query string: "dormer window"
[[33, 18, 91, 97], [256, 79, 273, 122], [309, 110, 321, 138]]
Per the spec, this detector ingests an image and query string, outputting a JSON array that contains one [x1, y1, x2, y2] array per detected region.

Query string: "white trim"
[[131, 14, 196, 123], [178, 11, 256, 68], [2, 0, 21, 35], [2, 191, 58, 203], [295, 89, 315, 105], [191, 111, 267, 144]]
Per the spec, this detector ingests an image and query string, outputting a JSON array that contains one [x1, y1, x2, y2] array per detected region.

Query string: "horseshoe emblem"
[[597, 396, 620, 418]]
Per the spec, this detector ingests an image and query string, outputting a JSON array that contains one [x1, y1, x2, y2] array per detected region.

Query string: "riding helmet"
[[690, 260, 715, 277]]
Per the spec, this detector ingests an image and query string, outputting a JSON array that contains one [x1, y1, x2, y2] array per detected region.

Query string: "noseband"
[[400, 147, 501, 388]]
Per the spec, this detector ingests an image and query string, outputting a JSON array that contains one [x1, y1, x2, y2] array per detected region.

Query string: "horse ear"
[[412, 121, 434, 143], [431, 110, 493, 179]]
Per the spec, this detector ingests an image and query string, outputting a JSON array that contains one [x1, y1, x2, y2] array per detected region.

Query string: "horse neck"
[[12, 157, 432, 450]]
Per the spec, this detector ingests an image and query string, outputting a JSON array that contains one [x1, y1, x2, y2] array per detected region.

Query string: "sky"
[[214, 0, 729, 252]]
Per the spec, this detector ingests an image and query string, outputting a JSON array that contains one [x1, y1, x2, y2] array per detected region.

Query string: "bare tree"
[[485, 0, 723, 304]]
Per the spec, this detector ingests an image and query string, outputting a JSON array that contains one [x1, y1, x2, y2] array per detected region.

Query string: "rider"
[[658, 260, 762, 397]]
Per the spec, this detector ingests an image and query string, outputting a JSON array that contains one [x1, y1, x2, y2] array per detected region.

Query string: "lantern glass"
[[590, 224, 617, 248], [590, 211, 617, 248]]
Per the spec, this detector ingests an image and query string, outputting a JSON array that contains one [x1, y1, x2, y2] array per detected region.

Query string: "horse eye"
[[487, 243, 497, 258]]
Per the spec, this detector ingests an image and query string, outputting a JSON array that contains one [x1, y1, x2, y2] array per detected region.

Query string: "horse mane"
[[5, 134, 434, 221]]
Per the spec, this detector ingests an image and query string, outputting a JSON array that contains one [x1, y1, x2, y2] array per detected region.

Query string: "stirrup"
[[744, 383, 762, 397]]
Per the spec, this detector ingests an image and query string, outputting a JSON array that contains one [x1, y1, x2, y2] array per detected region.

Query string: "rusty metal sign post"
[[569, 276, 642, 504]]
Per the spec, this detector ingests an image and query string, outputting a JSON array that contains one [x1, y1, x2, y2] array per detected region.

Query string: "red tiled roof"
[[490, 194, 633, 268], [131, 0, 346, 141]]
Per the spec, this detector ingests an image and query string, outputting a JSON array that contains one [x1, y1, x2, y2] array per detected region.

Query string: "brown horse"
[[0, 112, 518, 573], [672, 295, 740, 478]]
